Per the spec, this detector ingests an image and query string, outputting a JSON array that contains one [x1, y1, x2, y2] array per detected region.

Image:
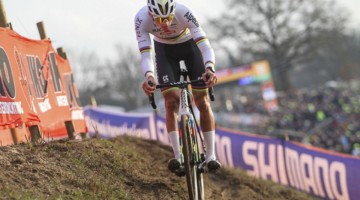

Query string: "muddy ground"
[[0, 135, 316, 200]]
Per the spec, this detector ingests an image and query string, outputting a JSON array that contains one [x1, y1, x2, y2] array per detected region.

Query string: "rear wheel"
[[181, 114, 196, 200]]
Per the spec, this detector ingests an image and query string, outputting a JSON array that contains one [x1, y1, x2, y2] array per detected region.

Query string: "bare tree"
[[74, 45, 148, 110], [209, 0, 349, 91], [75, 45, 148, 110], [108, 45, 148, 110], [70, 51, 111, 106]]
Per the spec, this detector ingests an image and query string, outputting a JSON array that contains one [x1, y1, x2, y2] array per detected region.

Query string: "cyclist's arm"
[[177, 5, 216, 72], [134, 9, 155, 79]]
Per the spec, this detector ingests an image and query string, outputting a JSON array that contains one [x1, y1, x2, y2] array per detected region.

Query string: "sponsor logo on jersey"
[[184, 12, 199, 27], [152, 28, 163, 33], [135, 17, 143, 37], [162, 75, 169, 83], [160, 29, 177, 35]]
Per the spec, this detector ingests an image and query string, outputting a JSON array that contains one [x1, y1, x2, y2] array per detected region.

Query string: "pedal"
[[200, 153, 206, 162], [198, 161, 207, 173], [198, 166, 205, 173], [175, 166, 186, 177]]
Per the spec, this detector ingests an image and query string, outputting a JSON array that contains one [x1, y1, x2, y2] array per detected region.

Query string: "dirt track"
[[0, 136, 315, 199]]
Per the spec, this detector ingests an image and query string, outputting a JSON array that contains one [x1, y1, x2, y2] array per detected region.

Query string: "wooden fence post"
[[29, 125, 43, 144], [36, 21, 48, 40], [0, 0, 9, 28], [10, 128, 18, 145], [65, 121, 75, 139], [57, 47, 67, 59]]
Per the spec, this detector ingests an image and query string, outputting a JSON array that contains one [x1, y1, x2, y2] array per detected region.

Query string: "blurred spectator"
[[213, 80, 360, 156], [352, 143, 360, 157]]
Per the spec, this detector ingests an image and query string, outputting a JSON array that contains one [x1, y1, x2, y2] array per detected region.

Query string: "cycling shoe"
[[168, 158, 181, 173], [207, 159, 221, 172], [168, 158, 185, 177], [174, 166, 185, 177]]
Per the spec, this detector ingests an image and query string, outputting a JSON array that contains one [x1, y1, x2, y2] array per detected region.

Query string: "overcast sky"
[[3, 0, 224, 61], [2, 0, 360, 62]]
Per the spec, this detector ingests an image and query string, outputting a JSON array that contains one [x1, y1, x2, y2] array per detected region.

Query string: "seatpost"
[[180, 68, 188, 81]]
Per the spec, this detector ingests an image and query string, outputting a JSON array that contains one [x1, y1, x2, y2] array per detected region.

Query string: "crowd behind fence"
[[214, 80, 360, 157]]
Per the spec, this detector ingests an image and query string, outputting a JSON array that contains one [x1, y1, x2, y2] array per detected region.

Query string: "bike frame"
[[178, 79, 204, 200], [148, 70, 214, 200]]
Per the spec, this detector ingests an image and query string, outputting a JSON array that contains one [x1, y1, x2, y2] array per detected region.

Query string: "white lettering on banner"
[[242, 141, 349, 200], [277, 145, 288, 185], [286, 148, 305, 190], [72, 110, 84, 120], [38, 98, 52, 112], [330, 162, 349, 200], [300, 154, 319, 194], [215, 135, 234, 167], [243, 142, 285, 182], [259, 143, 278, 182], [0, 101, 24, 114], [56, 95, 69, 106], [156, 120, 170, 145], [314, 157, 332, 198], [243, 141, 260, 177], [288, 151, 349, 200], [31, 99, 37, 113], [84, 117, 151, 140]]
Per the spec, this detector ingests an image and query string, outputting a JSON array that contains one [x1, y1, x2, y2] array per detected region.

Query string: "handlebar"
[[148, 75, 215, 110], [148, 82, 157, 109]]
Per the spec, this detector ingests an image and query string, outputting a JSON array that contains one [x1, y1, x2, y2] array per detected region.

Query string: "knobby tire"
[[181, 115, 196, 200], [194, 139, 204, 200]]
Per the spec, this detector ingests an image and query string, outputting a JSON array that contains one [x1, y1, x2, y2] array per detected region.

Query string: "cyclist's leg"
[[154, 41, 184, 174], [193, 90, 221, 171], [192, 91, 215, 153], [183, 39, 221, 171], [163, 89, 180, 159], [163, 90, 184, 174]]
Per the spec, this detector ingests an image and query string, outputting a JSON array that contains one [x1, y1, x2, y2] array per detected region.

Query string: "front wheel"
[[181, 115, 196, 200]]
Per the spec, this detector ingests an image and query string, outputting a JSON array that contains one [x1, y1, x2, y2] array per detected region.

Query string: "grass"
[[0, 136, 316, 200]]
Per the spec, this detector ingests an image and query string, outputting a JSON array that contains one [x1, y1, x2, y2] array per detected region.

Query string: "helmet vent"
[[169, 5, 174, 13], [164, 2, 169, 14], [147, 0, 176, 17], [153, 8, 160, 15], [157, 4, 163, 14]]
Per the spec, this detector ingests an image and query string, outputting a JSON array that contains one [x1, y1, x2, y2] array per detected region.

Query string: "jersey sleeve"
[[134, 11, 155, 77], [178, 5, 216, 70]]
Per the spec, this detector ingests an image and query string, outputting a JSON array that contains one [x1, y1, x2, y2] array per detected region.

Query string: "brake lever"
[[205, 73, 215, 101], [148, 81, 157, 109]]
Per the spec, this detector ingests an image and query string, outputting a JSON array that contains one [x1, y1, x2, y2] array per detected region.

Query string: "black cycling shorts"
[[154, 39, 206, 92]]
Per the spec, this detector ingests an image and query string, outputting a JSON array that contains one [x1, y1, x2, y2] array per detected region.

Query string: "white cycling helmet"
[[147, 0, 176, 18]]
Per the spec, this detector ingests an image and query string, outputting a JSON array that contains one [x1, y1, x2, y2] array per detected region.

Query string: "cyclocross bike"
[[148, 69, 215, 200]]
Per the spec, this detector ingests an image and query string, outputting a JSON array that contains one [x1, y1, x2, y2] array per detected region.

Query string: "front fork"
[[178, 88, 206, 173], [188, 114, 207, 174]]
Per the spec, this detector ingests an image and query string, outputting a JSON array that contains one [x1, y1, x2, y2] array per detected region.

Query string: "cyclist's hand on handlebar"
[[202, 68, 217, 87], [142, 76, 156, 96]]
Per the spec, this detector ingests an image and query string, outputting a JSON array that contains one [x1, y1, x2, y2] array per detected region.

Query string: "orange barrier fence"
[[0, 27, 87, 145]]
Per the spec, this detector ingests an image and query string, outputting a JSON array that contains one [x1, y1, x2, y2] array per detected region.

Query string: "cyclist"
[[134, 0, 221, 175]]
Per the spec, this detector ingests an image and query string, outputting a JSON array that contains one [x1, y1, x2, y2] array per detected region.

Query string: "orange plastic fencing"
[[0, 27, 87, 145]]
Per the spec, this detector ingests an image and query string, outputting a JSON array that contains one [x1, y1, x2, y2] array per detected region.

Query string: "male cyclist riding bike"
[[134, 0, 221, 175]]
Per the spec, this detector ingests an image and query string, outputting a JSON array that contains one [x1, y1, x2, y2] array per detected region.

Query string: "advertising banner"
[[83, 106, 360, 200], [84, 106, 157, 140], [282, 142, 359, 200], [0, 27, 86, 144], [215, 127, 359, 200]]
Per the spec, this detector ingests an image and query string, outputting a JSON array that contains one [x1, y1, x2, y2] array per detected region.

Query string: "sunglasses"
[[154, 14, 174, 24]]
